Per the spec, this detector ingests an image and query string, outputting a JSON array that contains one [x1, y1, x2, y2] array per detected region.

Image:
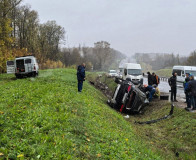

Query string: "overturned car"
[[108, 78, 149, 114]]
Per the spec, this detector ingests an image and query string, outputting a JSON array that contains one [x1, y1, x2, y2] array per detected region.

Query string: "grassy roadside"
[[0, 69, 161, 159], [129, 100, 196, 160], [86, 72, 117, 92], [87, 72, 196, 160], [154, 69, 172, 78]]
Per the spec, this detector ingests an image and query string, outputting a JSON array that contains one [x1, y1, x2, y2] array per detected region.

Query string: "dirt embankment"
[[87, 74, 114, 99]]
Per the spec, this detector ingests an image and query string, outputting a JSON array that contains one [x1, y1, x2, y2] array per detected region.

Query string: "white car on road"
[[108, 70, 118, 77]]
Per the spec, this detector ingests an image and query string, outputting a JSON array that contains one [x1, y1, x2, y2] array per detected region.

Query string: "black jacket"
[[187, 79, 196, 96], [153, 75, 160, 85], [168, 75, 177, 88], [77, 65, 85, 81], [148, 74, 153, 85]]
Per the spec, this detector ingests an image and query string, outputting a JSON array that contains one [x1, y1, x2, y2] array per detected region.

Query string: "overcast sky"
[[22, 0, 196, 56]]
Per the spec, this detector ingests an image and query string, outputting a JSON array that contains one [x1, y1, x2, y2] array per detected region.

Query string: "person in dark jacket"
[[147, 72, 153, 85], [183, 73, 190, 104], [168, 72, 178, 102], [152, 72, 160, 86], [77, 63, 86, 92], [186, 75, 196, 111], [143, 84, 156, 102]]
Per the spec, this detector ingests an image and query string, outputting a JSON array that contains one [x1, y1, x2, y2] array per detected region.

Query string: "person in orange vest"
[[152, 72, 160, 86]]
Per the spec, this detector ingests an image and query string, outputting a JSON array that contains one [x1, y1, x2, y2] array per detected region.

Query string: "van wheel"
[[32, 72, 36, 77], [16, 75, 21, 79]]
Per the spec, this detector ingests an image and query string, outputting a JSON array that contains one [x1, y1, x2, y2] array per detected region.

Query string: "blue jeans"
[[149, 89, 155, 102], [191, 96, 196, 110], [78, 81, 83, 92]]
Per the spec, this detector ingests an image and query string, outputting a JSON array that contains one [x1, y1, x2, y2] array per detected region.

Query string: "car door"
[[6, 61, 15, 74]]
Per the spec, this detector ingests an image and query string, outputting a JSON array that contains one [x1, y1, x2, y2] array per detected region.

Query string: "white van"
[[7, 56, 39, 78], [122, 63, 143, 84], [172, 65, 196, 87]]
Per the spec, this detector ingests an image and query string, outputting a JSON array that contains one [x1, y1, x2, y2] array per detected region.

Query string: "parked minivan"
[[172, 65, 196, 87], [7, 56, 39, 78], [122, 63, 143, 84]]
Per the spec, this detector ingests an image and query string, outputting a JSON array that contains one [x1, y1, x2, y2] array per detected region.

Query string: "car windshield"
[[110, 70, 116, 73], [185, 70, 196, 76], [128, 69, 142, 75]]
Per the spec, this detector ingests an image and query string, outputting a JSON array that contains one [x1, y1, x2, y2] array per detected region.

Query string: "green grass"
[[129, 100, 196, 160], [99, 74, 117, 92], [87, 72, 196, 160], [154, 69, 172, 78], [86, 72, 117, 92], [0, 69, 161, 159]]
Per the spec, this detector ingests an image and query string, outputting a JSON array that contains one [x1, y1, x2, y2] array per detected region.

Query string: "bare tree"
[[93, 41, 112, 70]]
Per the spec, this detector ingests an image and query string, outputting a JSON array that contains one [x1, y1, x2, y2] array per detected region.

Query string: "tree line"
[[0, 0, 125, 73], [58, 41, 125, 71], [134, 51, 196, 71]]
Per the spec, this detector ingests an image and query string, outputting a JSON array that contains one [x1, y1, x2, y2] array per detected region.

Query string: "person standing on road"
[[77, 63, 86, 92], [152, 72, 160, 86], [168, 72, 178, 102], [147, 72, 153, 85], [186, 75, 196, 111], [183, 73, 190, 103]]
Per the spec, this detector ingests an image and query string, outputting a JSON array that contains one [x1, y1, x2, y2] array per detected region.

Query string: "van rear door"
[[16, 59, 25, 72], [6, 61, 15, 74], [25, 58, 32, 72]]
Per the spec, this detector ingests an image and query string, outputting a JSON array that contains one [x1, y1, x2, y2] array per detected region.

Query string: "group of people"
[[147, 71, 196, 112], [168, 72, 196, 111], [145, 72, 160, 102], [143, 84, 156, 102], [147, 72, 160, 86], [183, 73, 196, 111]]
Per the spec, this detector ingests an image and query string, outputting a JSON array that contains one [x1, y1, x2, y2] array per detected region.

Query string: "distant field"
[[0, 69, 161, 159], [154, 69, 172, 78]]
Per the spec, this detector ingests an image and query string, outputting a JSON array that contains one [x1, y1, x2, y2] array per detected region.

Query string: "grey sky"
[[22, 0, 196, 56]]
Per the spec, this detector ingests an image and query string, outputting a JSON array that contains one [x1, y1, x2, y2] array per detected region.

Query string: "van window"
[[109, 70, 117, 73], [16, 59, 24, 68], [185, 70, 196, 76], [128, 69, 142, 75], [25, 59, 31, 64], [173, 69, 181, 76], [182, 70, 184, 75], [7, 61, 14, 65]]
